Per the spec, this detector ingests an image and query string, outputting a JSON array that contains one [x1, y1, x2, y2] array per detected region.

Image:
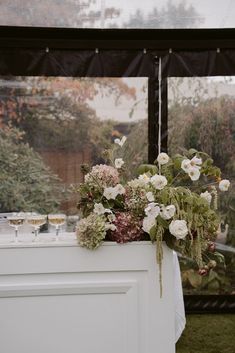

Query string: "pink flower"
[[85, 164, 119, 187]]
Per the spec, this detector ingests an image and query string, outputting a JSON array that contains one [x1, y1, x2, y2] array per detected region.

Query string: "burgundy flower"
[[198, 268, 208, 276], [208, 241, 216, 252], [109, 211, 144, 243]]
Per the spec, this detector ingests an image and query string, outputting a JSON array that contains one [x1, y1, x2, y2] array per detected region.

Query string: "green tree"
[[0, 127, 61, 213]]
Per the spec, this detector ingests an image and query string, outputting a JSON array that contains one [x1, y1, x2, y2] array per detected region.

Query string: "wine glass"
[[27, 214, 47, 242], [7, 214, 26, 243], [48, 214, 66, 241]]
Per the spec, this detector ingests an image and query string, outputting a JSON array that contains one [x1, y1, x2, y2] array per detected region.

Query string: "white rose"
[[138, 173, 150, 184], [151, 174, 168, 190], [181, 159, 191, 173], [105, 223, 117, 231], [146, 191, 155, 202], [219, 179, 230, 192], [114, 158, 124, 169], [188, 166, 201, 181], [200, 191, 212, 205], [114, 184, 125, 195], [114, 136, 126, 147], [142, 216, 156, 234], [144, 202, 160, 218], [169, 220, 188, 239], [160, 205, 176, 220], [103, 187, 118, 200], [157, 152, 170, 165]]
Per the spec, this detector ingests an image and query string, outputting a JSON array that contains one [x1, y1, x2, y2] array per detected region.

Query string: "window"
[[168, 76, 235, 295], [0, 76, 148, 218]]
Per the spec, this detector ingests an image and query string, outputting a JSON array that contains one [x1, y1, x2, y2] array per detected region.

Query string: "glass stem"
[[34, 227, 39, 242], [14, 226, 19, 243], [56, 225, 59, 240]]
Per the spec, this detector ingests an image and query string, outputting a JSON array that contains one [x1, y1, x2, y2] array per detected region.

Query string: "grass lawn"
[[176, 314, 235, 353]]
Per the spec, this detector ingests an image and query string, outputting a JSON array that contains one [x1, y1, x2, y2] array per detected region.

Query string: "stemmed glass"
[[27, 214, 47, 242], [7, 213, 26, 243], [48, 214, 66, 241]]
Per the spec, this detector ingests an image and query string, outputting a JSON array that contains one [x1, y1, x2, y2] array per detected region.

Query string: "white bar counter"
[[0, 236, 175, 353]]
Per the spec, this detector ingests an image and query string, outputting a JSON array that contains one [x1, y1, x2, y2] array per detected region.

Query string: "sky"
[[1, 1, 235, 28], [89, 78, 148, 122], [89, 76, 235, 122]]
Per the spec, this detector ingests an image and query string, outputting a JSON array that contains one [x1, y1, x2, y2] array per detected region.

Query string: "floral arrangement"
[[76, 136, 230, 295]]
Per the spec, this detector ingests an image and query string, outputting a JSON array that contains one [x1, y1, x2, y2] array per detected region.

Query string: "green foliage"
[[169, 96, 235, 175], [168, 91, 235, 294], [119, 119, 148, 179], [137, 164, 158, 176], [0, 127, 60, 213]]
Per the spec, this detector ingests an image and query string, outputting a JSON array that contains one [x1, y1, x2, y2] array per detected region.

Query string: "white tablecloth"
[[173, 251, 186, 342], [0, 224, 186, 343]]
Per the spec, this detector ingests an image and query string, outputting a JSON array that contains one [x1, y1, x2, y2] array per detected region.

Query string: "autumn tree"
[[0, 76, 136, 151], [0, 0, 120, 28]]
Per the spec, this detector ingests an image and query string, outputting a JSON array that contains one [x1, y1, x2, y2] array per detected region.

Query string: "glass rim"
[[48, 214, 66, 218]]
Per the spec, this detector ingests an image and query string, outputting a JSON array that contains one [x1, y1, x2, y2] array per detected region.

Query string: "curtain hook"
[[95, 48, 99, 54], [217, 48, 220, 53], [143, 48, 147, 54], [169, 48, 173, 54], [45, 47, 49, 53]]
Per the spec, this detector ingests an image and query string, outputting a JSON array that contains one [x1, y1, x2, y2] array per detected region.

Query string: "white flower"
[[108, 214, 116, 222], [114, 184, 125, 195], [181, 159, 191, 173], [114, 158, 124, 169], [103, 187, 118, 200], [145, 202, 160, 218], [200, 191, 212, 205], [146, 191, 155, 202], [114, 136, 127, 147], [169, 220, 188, 239], [188, 167, 201, 181], [181, 157, 202, 174], [94, 203, 106, 215], [151, 174, 168, 190], [138, 173, 150, 184], [219, 179, 230, 192], [160, 205, 176, 220], [190, 156, 202, 166], [105, 223, 117, 231], [94, 203, 112, 215], [127, 179, 141, 188], [157, 152, 169, 165], [142, 216, 156, 234]]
